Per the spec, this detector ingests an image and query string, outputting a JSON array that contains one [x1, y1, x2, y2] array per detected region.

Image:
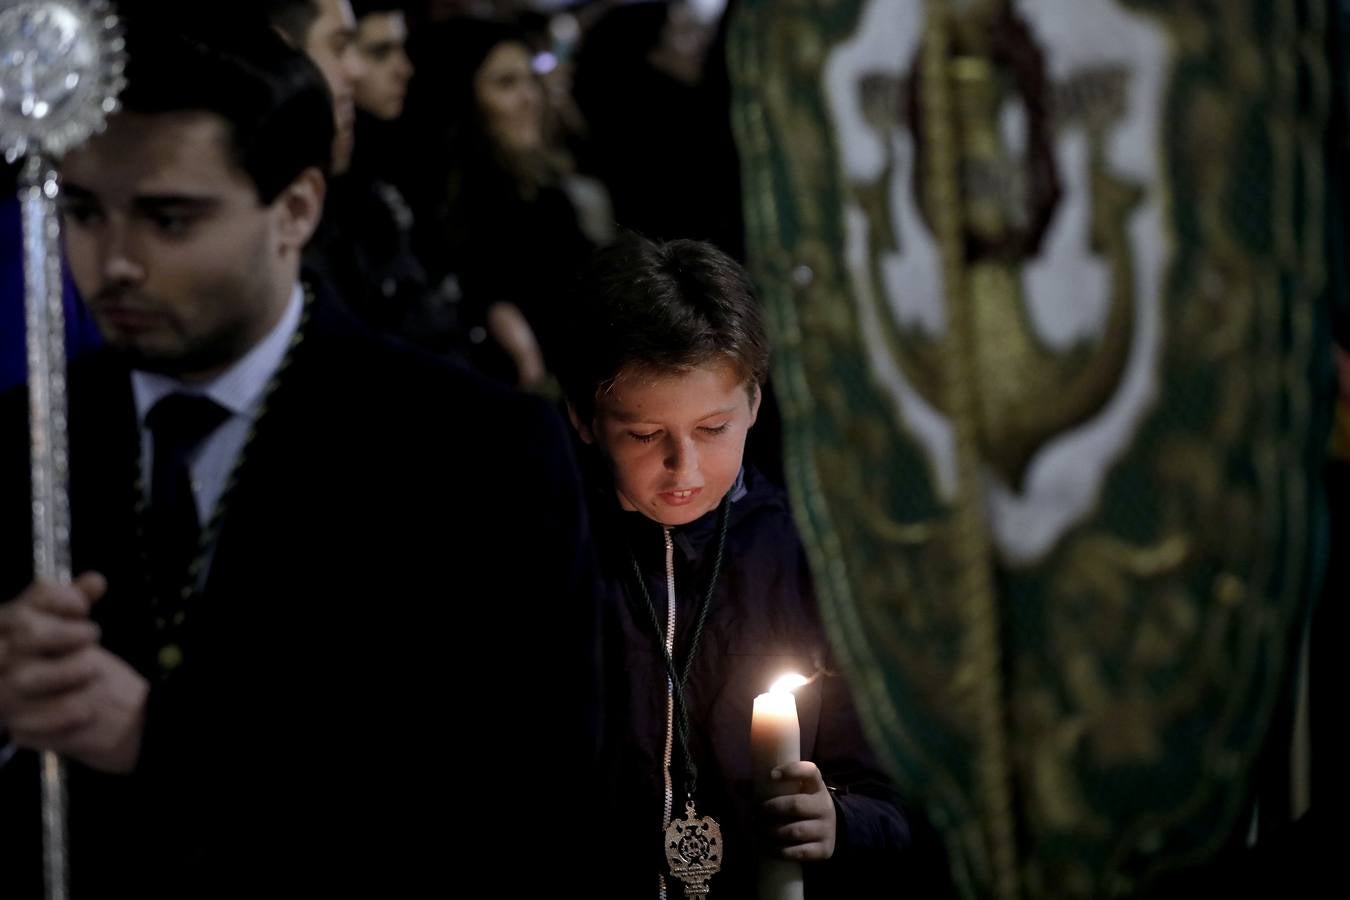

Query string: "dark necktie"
[[145, 393, 231, 601]]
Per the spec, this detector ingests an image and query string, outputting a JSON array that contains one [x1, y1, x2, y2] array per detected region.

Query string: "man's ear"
[[274, 166, 326, 254], [747, 383, 762, 427], [566, 401, 595, 444]]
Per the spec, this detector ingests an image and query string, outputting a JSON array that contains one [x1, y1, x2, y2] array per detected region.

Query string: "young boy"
[[558, 235, 931, 897]]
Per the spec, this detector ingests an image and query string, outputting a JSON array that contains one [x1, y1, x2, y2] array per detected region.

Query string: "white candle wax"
[[751, 685, 805, 900], [751, 689, 801, 781]]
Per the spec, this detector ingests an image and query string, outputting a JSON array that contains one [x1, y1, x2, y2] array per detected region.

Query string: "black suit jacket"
[[1, 292, 602, 897]]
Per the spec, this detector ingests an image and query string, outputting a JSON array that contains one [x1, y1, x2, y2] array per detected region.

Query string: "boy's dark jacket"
[[587, 460, 946, 897]]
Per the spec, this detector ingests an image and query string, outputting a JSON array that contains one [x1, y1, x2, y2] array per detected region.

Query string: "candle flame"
[[770, 673, 809, 694]]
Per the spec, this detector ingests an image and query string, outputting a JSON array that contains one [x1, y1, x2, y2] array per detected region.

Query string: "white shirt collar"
[[131, 283, 303, 425]]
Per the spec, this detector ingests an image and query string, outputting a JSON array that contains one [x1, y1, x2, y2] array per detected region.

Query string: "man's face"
[[354, 11, 413, 121], [59, 112, 304, 381], [303, 0, 362, 172], [577, 360, 760, 527]]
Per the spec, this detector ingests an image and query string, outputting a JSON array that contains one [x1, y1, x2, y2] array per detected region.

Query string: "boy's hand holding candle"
[[762, 760, 837, 860], [752, 673, 837, 899]]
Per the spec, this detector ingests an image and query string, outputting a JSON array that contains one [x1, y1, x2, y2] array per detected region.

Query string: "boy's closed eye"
[[628, 423, 731, 444]]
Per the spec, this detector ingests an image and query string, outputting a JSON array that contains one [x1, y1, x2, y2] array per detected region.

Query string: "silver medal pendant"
[[664, 798, 723, 897]]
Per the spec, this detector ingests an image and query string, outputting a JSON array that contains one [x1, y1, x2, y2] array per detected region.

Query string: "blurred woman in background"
[[402, 17, 596, 388]]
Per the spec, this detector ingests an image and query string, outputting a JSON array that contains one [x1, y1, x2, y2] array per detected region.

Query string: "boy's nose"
[[664, 436, 698, 478]]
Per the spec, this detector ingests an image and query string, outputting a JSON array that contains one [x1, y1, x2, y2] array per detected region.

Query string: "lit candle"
[[751, 673, 809, 900]]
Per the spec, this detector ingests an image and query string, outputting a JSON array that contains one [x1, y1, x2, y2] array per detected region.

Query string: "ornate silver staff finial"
[[0, 3, 125, 899], [0, 0, 126, 162]]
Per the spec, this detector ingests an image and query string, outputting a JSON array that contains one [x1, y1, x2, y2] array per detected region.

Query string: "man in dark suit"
[[0, 11, 599, 897]]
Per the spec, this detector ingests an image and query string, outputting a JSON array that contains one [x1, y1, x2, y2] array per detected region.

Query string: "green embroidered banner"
[[730, 1, 1334, 895]]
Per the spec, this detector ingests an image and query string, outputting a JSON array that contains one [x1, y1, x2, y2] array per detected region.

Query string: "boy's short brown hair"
[[558, 235, 770, 420]]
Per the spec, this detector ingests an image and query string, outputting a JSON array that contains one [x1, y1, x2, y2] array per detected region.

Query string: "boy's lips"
[[658, 487, 703, 506]]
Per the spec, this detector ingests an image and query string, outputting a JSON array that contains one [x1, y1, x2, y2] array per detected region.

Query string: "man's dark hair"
[[558, 235, 770, 420], [351, 0, 406, 19], [116, 8, 334, 203], [258, 0, 323, 47]]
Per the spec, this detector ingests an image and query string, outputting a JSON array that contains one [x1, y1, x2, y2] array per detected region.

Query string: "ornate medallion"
[[664, 799, 723, 897]]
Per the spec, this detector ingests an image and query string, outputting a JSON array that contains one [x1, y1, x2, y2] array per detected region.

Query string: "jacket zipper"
[[659, 526, 675, 900]]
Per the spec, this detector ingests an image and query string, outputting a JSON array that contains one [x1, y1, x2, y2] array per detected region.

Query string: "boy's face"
[[576, 360, 760, 527]]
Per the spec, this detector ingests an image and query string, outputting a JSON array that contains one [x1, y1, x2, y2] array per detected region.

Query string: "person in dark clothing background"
[[325, 0, 431, 334], [556, 234, 942, 898], [401, 17, 594, 387], [263, 0, 434, 336], [571, 0, 745, 260], [260, 0, 363, 176]]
